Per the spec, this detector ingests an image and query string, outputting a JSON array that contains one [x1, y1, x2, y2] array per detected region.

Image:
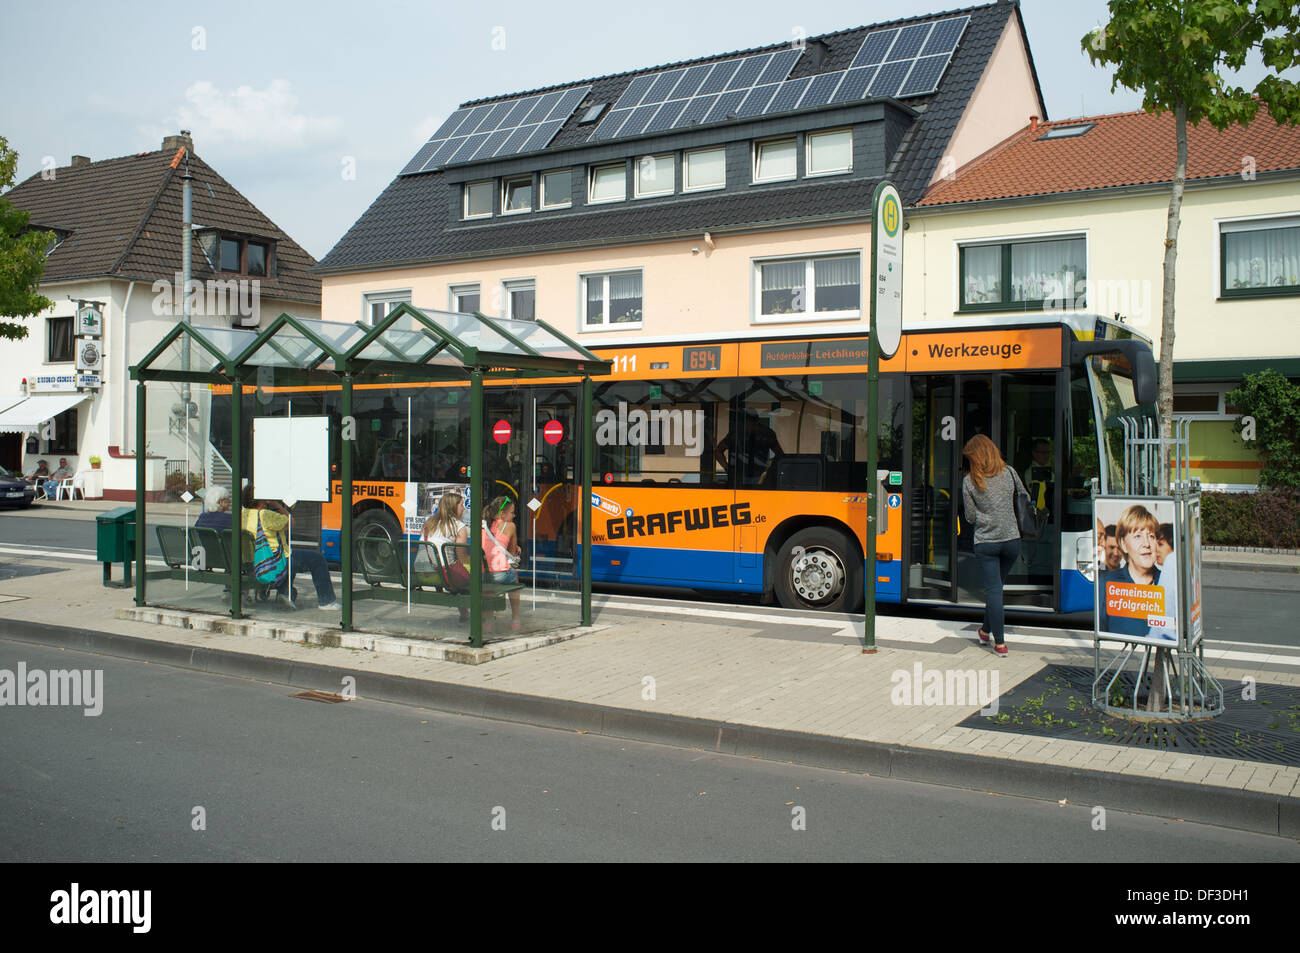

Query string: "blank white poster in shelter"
[[252, 416, 330, 503]]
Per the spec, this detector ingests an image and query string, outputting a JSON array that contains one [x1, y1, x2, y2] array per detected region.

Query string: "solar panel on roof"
[[704, 89, 747, 125], [584, 14, 967, 148], [757, 48, 802, 85], [726, 54, 769, 91], [621, 104, 663, 137], [697, 60, 740, 96], [867, 60, 913, 98], [593, 108, 632, 140], [848, 14, 968, 100], [614, 75, 655, 109], [851, 29, 898, 68], [765, 75, 811, 114], [735, 84, 779, 119], [920, 16, 968, 56], [401, 84, 593, 174], [673, 63, 713, 99], [897, 54, 949, 97], [644, 99, 689, 133], [673, 94, 718, 128], [644, 69, 685, 105], [885, 23, 931, 62], [798, 71, 843, 109], [829, 67, 875, 104]]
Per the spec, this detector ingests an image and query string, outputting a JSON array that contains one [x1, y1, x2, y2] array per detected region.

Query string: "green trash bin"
[[96, 506, 137, 587]]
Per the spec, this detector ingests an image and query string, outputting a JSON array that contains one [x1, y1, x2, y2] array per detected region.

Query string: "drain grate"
[[290, 690, 351, 704], [959, 664, 1300, 767]]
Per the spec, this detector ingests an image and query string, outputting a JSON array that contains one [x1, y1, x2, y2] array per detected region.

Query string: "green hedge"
[[1201, 490, 1300, 549]]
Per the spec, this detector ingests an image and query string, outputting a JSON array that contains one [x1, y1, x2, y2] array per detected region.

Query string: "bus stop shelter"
[[130, 304, 610, 648]]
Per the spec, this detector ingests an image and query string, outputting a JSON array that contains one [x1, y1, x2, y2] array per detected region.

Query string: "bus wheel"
[[774, 528, 863, 613], [353, 508, 402, 576]]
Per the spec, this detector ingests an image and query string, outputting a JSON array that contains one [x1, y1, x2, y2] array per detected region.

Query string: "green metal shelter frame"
[[130, 304, 611, 647]]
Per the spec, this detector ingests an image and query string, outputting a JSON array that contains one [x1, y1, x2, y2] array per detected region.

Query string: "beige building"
[[912, 109, 1300, 489]]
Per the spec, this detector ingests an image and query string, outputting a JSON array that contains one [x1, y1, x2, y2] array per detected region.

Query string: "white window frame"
[[579, 269, 644, 331], [1214, 211, 1300, 300], [683, 146, 726, 193], [634, 154, 675, 198], [753, 137, 797, 184], [805, 128, 852, 177], [362, 290, 412, 326], [540, 169, 572, 210], [449, 283, 481, 314], [463, 180, 493, 219], [951, 229, 1091, 315], [750, 252, 862, 325], [501, 175, 534, 215], [1172, 384, 1241, 421], [588, 162, 626, 204], [502, 278, 537, 321]]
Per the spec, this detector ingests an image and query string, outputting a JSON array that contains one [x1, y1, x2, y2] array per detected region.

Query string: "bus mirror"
[[1069, 339, 1157, 407]]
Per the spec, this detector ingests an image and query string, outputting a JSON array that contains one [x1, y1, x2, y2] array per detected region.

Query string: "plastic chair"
[[54, 472, 85, 501]]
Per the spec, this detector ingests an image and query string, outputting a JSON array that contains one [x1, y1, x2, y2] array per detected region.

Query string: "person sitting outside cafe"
[[48, 458, 72, 483], [24, 459, 49, 484], [240, 485, 340, 611]]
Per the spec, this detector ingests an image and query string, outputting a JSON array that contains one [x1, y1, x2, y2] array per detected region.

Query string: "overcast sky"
[[2, 0, 1288, 260]]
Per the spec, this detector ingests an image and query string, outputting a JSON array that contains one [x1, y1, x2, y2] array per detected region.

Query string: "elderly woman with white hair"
[[195, 485, 232, 530]]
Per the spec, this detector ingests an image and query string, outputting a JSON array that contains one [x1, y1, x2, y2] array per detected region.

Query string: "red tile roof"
[[917, 108, 1300, 207]]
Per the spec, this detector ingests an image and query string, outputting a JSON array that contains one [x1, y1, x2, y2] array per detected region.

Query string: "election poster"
[[1093, 497, 1180, 647]]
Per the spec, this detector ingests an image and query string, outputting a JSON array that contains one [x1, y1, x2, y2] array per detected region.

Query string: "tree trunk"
[[1158, 101, 1188, 441]]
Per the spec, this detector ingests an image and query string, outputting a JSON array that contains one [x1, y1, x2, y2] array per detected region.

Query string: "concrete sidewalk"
[[1, 553, 1297, 838]]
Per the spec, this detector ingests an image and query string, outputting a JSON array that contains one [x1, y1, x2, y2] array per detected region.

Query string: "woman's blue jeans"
[[275, 549, 336, 604], [973, 539, 1020, 644]]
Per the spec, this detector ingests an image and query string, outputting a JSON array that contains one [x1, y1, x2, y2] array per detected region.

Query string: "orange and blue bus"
[[211, 313, 1155, 615]]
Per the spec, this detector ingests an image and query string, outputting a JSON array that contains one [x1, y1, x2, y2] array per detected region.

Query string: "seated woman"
[[420, 489, 470, 623], [195, 486, 232, 530], [482, 495, 522, 632], [240, 485, 340, 611]]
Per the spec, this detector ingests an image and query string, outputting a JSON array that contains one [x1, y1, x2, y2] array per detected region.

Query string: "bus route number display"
[[683, 346, 721, 372]]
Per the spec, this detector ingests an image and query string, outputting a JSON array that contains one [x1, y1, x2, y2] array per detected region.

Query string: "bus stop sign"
[[871, 181, 904, 359]]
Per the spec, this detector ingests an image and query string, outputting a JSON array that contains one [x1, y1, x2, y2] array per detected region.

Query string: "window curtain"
[[814, 256, 860, 311], [963, 246, 1001, 304], [761, 261, 805, 315], [1224, 227, 1300, 290], [585, 277, 605, 325], [609, 272, 642, 322], [1011, 238, 1085, 303]]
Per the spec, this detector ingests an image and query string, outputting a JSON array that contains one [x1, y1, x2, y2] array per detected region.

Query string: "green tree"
[[1226, 369, 1300, 489], [0, 136, 54, 340], [1083, 1, 1300, 437]]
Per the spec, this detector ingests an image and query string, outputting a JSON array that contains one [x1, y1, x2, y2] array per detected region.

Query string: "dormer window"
[[215, 235, 272, 276], [464, 180, 492, 219], [503, 176, 533, 214]]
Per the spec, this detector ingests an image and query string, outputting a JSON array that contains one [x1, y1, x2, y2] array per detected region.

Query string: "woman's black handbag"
[[1012, 470, 1044, 539]]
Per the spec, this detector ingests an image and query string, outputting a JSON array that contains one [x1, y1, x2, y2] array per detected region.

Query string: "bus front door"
[[906, 372, 1059, 610]]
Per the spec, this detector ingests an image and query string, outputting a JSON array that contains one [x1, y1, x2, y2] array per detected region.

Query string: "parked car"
[[0, 465, 38, 508]]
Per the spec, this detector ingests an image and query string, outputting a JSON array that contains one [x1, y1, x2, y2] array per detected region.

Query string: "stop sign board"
[[492, 419, 512, 444], [543, 420, 564, 445]]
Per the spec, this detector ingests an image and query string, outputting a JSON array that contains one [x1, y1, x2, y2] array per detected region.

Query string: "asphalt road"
[[2, 639, 1296, 863], [2, 512, 1296, 646]]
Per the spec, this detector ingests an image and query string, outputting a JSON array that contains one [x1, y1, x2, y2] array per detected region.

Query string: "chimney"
[[161, 130, 194, 154], [70, 155, 91, 168], [1029, 116, 1039, 132]]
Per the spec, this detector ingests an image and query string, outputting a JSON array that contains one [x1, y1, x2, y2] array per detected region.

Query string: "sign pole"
[[865, 181, 904, 653]]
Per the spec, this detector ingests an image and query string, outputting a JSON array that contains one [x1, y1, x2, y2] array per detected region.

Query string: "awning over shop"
[[1175, 357, 1300, 383], [0, 393, 91, 434], [0, 395, 26, 414]]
